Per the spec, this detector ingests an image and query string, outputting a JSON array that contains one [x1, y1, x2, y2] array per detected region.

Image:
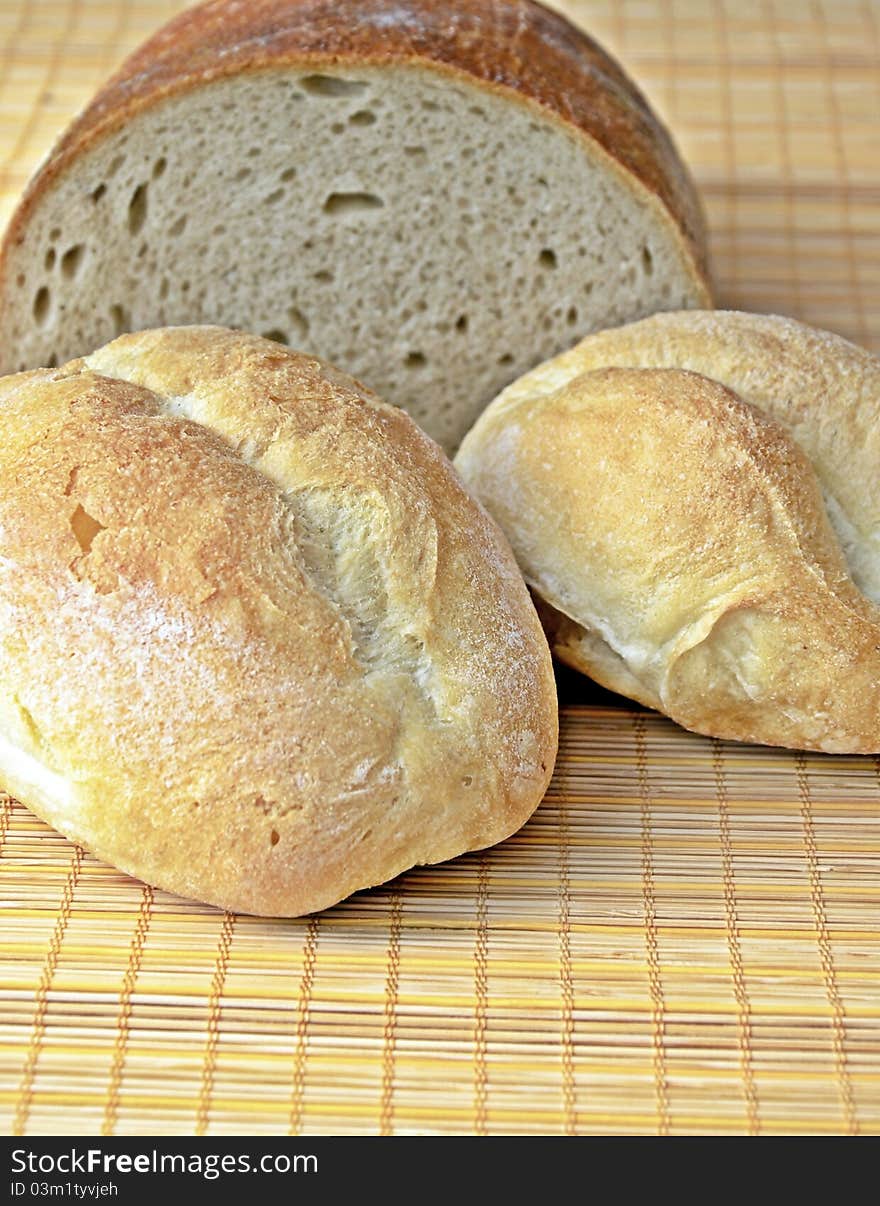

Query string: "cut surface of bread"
[[0, 326, 557, 915], [455, 311, 880, 753], [0, 0, 710, 452]]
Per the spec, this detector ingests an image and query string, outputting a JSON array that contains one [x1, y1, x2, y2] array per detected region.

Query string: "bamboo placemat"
[[1, 0, 879, 1136]]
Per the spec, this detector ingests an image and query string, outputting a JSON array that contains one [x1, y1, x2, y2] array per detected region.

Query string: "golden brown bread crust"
[[0, 326, 557, 915], [455, 311, 880, 753], [0, 0, 709, 298], [490, 310, 880, 602]]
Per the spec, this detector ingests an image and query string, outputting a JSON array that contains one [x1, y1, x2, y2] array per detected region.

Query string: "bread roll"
[[0, 0, 710, 453], [455, 311, 880, 753], [0, 326, 557, 915]]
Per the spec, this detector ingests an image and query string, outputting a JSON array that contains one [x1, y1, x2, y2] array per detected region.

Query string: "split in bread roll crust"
[[455, 311, 880, 753], [0, 326, 557, 915]]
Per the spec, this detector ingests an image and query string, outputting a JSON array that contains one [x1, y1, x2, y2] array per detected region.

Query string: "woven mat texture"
[[1, 0, 879, 1136]]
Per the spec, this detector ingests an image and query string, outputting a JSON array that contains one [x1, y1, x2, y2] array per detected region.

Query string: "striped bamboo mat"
[[1, 0, 880, 1135]]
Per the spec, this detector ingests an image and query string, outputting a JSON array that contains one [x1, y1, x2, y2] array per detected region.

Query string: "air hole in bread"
[[109, 302, 128, 335], [280, 166, 297, 182], [61, 243, 85, 280], [90, 182, 106, 203], [300, 74, 368, 98], [313, 270, 333, 284], [168, 214, 187, 237], [247, 145, 262, 158], [49, 227, 61, 242], [566, 305, 578, 326], [264, 187, 285, 204], [107, 155, 124, 177], [262, 328, 289, 345], [404, 145, 426, 157], [158, 277, 169, 300], [642, 245, 654, 275], [270, 829, 280, 846], [127, 182, 148, 235], [349, 109, 376, 126], [331, 121, 344, 134], [70, 504, 105, 554], [17, 700, 43, 749], [46, 352, 57, 368], [323, 191, 385, 216], [288, 307, 309, 341], [44, 247, 56, 270], [539, 248, 557, 269], [32, 286, 50, 325], [404, 351, 427, 369], [152, 156, 167, 179], [462, 775, 473, 787], [233, 166, 251, 181], [498, 352, 514, 366], [455, 314, 468, 333]]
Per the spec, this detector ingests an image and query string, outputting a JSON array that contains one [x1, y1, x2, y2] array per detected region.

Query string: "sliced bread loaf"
[[0, 0, 711, 451]]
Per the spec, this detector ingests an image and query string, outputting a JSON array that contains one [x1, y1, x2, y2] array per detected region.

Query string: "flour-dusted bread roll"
[[0, 0, 710, 453], [455, 311, 880, 753], [0, 327, 557, 915]]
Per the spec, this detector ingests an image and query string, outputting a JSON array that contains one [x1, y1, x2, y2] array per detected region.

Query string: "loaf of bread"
[[0, 326, 557, 915], [0, 0, 710, 452], [455, 311, 880, 753]]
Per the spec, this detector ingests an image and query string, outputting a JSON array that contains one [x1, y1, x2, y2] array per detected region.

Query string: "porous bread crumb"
[[0, 64, 706, 452]]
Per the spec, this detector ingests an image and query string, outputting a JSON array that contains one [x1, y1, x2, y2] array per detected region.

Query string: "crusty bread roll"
[[455, 311, 880, 753], [0, 326, 557, 915], [0, 0, 710, 453]]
